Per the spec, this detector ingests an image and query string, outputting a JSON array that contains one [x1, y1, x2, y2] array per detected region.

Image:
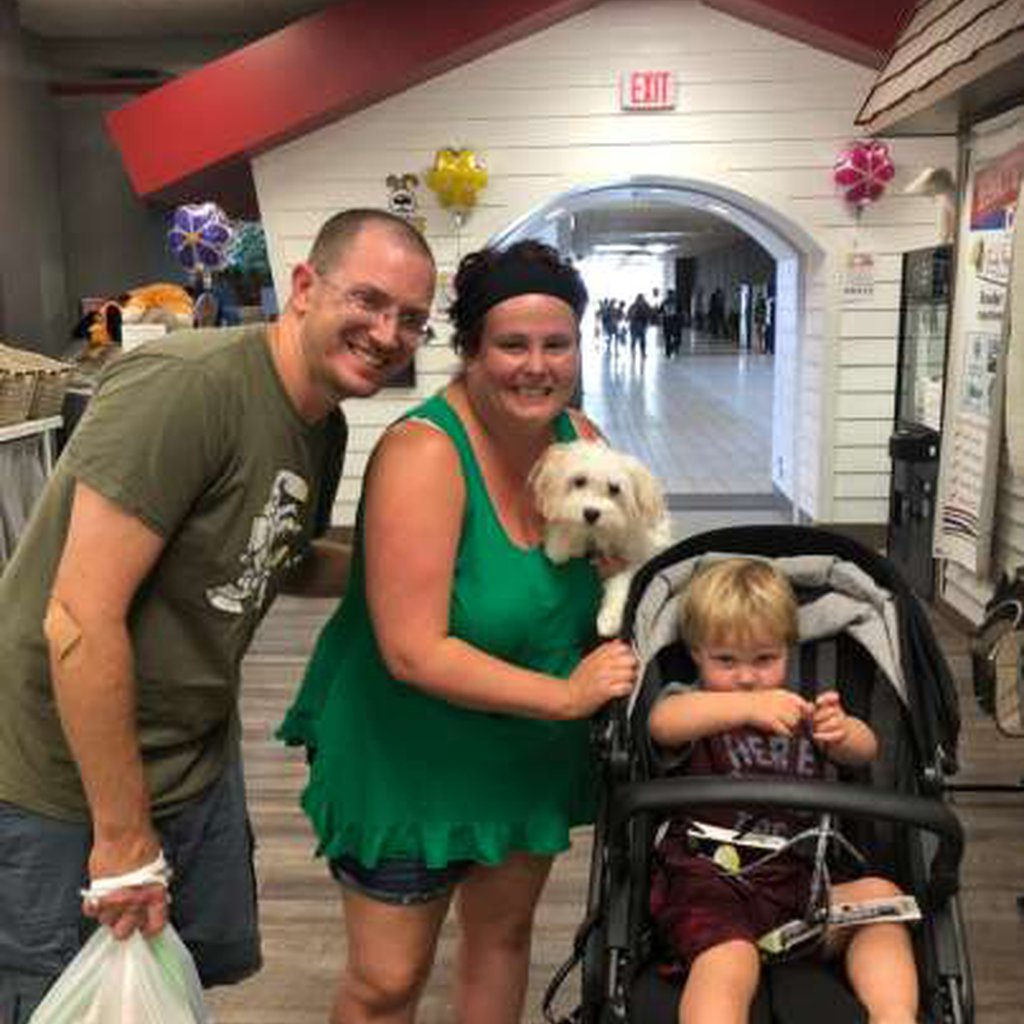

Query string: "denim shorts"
[[0, 758, 261, 1024], [329, 852, 474, 906]]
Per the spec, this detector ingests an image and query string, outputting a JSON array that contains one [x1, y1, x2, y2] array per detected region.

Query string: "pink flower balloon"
[[833, 140, 895, 207]]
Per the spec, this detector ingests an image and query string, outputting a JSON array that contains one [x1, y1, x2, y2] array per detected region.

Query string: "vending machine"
[[886, 244, 953, 600]]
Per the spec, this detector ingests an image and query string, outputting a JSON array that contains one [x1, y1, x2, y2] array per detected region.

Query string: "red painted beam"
[[704, 0, 916, 68], [106, 0, 599, 202]]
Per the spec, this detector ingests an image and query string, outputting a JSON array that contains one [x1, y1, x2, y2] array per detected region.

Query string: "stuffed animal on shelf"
[[73, 283, 195, 354]]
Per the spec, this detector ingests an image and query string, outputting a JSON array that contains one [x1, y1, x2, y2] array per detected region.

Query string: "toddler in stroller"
[[648, 557, 917, 1024], [544, 526, 969, 1024]]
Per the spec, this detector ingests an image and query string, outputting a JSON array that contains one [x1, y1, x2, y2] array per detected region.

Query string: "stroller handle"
[[611, 776, 963, 905]]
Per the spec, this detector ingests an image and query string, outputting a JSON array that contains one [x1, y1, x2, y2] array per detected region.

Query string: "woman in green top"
[[280, 240, 637, 1023]]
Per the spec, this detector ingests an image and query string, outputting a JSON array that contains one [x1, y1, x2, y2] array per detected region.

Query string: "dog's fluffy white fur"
[[530, 439, 670, 637]]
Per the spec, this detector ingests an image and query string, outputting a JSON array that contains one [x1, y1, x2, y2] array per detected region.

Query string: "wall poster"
[[934, 141, 1024, 573], [1005, 175, 1024, 477], [841, 251, 875, 305]]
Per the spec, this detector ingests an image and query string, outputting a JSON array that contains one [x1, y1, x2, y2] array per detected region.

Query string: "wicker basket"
[[29, 366, 73, 418], [0, 343, 73, 421], [0, 366, 36, 427]]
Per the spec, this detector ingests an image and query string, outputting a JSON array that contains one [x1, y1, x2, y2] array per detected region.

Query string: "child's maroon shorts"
[[650, 842, 813, 969]]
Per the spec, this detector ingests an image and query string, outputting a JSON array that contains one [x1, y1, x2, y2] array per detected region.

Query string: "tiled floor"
[[579, 325, 788, 540]]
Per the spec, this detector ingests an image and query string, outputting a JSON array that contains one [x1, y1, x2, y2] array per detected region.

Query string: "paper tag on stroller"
[[828, 894, 921, 927], [686, 820, 788, 852], [757, 918, 826, 956], [758, 895, 921, 957]]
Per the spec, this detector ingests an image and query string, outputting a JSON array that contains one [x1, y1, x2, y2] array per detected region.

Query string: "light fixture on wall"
[[904, 167, 957, 244]]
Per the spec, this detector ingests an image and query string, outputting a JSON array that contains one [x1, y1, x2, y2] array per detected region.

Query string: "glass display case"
[[894, 246, 952, 432], [887, 244, 953, 601]]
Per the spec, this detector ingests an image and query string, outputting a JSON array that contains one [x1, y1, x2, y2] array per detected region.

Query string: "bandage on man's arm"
[[45, 482, 169, 937]]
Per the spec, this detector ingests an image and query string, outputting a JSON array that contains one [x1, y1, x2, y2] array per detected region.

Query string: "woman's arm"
[[363, 422, 634, 721]]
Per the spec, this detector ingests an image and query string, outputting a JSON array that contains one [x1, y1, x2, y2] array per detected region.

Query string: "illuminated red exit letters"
[[620, 70, 676, 110]]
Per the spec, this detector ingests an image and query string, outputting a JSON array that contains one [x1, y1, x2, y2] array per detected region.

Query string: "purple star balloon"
[[168, 202, 233, 274]]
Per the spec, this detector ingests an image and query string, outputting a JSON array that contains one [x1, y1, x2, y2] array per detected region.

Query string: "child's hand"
[[812, 690, 851, 751], [749, 689, 813, 736]]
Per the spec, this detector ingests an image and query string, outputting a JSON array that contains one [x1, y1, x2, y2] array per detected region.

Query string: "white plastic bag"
[[28, 924, 209, 1024]]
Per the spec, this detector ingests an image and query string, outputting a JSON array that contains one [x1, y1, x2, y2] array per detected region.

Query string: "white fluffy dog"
[[530, 440, 670, 637]]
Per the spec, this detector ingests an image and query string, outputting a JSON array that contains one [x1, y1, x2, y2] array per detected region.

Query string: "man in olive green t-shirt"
[[0, 209, 435, 1019]]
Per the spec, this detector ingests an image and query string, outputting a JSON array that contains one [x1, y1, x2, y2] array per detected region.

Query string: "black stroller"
[[544, 525, 971, 1024]]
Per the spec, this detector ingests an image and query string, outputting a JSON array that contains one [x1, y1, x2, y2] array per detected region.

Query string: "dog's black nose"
[[583, 507, 600, 524]]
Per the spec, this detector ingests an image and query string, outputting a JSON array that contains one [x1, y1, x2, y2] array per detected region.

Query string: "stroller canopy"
[[621, 526, 959, 769], [629, 552, 908, 709]]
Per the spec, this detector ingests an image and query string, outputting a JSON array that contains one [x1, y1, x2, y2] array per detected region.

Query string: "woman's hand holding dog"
[[563, 640, 637, 718]]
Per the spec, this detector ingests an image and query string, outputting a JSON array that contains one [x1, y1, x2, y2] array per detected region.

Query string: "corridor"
[[580, 325, 788, 536]]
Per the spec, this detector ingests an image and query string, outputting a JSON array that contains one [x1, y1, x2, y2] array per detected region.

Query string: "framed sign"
[[619, 70, 676, 111], [935, 144, 1022, 573], [841, 251, 875, 304]]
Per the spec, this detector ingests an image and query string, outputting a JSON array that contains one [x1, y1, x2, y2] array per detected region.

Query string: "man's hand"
[[279, 537, 352, 597], [84, 835, 169, 939]]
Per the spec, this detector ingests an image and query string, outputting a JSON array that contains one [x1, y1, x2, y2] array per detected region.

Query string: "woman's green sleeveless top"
[[278, 393, 602, 867]]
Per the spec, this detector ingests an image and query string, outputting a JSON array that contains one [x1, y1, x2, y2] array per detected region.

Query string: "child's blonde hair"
[[680, 557, 798, 650]]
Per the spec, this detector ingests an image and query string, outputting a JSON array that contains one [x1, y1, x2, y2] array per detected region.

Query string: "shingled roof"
[[856, 0, 1024, 133]]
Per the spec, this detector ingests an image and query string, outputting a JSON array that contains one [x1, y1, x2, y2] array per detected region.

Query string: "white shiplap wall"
[[252, 0, 957, 527]]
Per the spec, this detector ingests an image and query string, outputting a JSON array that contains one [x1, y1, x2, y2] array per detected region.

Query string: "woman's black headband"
[[460, 258, 586, 326]]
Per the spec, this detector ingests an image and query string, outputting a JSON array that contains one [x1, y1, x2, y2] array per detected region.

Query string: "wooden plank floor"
[[206, 595, 1024, 1024]]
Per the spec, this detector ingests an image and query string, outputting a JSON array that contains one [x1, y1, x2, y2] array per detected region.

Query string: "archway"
[[490, 177, 826, 521]]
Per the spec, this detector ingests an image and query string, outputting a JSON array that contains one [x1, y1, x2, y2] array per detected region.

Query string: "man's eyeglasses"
[[315, 273, 433, 343]]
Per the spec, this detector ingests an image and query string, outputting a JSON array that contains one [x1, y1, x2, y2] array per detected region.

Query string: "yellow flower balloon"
[[426, 148, 488, 213]]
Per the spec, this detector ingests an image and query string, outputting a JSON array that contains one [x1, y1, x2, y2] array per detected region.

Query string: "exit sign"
[[620, 70, 676, 110]]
